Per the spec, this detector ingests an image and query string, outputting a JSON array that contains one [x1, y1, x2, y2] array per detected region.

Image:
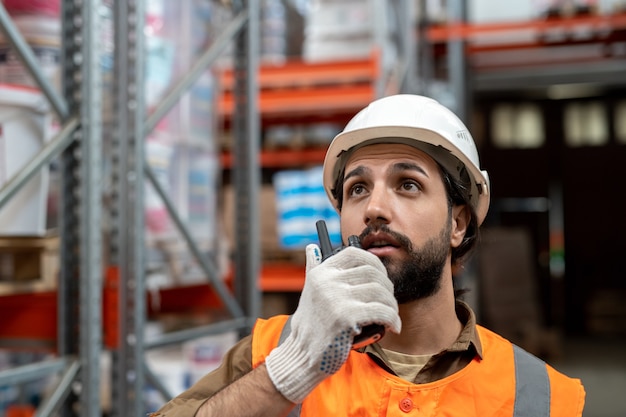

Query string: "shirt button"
[[399, 397, 413, 413]]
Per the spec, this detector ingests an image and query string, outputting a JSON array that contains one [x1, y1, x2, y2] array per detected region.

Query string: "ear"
[[450, 204, 470, 248]]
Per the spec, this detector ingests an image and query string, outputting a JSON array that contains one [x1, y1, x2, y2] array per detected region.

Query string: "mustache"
[[358, 224, 413, 252]]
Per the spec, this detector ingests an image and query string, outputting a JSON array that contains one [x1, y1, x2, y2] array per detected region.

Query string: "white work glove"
[[265, 244, 401, 404]]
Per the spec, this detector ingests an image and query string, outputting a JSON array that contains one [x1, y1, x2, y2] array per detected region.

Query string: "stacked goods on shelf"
[[273, 166, 340, 250], [145, 0, 176, 112], [0, 0, 61, 89], [204, 0, 303, 66], [143, 0, 224, 288], [0, 0, 114, 107], [303, 0, 390, 62], [260, 0, 287, 63], [469, 0, 621, 23], [223, 166, 341, 265], [263, 123, 341, 150], [143, 329, 238, 412]]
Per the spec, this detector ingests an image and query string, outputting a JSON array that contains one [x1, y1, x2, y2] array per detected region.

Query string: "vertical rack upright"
[[110, 0, 146, 415], [59, 0, 104, 414]]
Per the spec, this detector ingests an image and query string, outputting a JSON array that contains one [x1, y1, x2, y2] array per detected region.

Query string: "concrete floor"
[[551, 337, 626, 417]]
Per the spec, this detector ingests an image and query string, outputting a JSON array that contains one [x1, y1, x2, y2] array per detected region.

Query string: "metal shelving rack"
[[0, 1, 259, 416], [0, 0, 103, 416]]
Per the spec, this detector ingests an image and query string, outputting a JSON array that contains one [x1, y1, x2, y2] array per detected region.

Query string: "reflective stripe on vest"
[[277, 318, 551, 417], [513, 344, 550, 417]]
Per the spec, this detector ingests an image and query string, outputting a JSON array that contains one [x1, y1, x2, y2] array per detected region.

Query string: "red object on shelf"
[[0, 291, 57, 350], [146, 281, 229, 316], [146, 264, 304, 316], [103, 266, 120, 349], [6, 405, 35, 417]]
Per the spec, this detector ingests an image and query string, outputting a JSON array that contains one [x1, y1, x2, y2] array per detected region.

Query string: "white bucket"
[[0, 85, 52, 236]]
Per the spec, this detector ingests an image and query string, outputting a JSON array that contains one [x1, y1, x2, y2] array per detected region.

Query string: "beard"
[[359, 218, 451, 304]]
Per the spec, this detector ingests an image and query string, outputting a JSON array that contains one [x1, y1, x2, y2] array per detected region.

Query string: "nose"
[[363, 185, 392, 226]]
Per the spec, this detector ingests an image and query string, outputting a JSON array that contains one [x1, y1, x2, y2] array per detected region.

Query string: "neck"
[[379, 270, 462, 356]]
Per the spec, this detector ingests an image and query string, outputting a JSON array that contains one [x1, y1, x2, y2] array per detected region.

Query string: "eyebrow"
[[344, 161, 429, 184], [390, 162, 429, 177], [344, 165, 371, 183]]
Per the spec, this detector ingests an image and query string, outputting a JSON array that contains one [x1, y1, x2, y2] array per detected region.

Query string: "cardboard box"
[[222, 184, 286, 261], [0, 233, 59, 294]]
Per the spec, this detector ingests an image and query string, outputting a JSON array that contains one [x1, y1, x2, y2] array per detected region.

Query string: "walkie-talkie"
[[315, 220, 386, 349]]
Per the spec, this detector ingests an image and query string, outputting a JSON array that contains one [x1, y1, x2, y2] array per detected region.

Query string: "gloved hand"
[[265, 244, 401, 404]]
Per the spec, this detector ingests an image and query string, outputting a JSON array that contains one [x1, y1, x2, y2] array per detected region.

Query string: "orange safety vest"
[[252, 315, 585, 417]]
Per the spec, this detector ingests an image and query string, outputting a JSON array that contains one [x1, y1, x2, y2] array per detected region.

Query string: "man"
[[151, 94, 585, 416]]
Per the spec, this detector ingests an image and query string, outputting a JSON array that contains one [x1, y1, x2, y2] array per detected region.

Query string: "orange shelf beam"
[[218, 84, 377, 119], [426, 12, 626, 42], [219, 53, 378, 90], [258, 264, 305, 292], [217, 50, 381, 122], [221, 147, 327, 169]]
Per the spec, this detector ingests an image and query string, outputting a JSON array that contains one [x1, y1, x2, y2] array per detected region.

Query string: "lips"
[[361, 232, 401, 252]]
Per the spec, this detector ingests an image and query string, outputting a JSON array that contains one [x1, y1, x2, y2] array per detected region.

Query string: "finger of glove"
[[324, 246, 387, 275], [317, 263, 394, 294], [342, 281, 398, 308], [305, 244, 323, 273], [317, 279, 399, 333], [329, 281, 400, 332], [351, 301, 402, 334]]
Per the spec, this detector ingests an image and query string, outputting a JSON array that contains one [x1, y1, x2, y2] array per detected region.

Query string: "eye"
[[348, 183, 367, 197], [400, 179, 421, 192]]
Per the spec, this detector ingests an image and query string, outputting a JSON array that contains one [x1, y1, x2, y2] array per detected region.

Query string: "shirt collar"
[[363, 299, 483, 360], [450, 300, 483, 359]]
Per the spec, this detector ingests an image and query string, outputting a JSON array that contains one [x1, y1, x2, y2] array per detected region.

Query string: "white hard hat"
[[322, 94, 490, 225]]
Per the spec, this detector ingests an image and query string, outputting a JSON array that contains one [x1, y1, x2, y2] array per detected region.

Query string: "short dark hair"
[[331, 161, 479, 266], [440, 165, 479, 265]]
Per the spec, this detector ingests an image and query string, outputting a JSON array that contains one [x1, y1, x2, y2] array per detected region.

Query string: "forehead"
[[344, 143, 440, 173]]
